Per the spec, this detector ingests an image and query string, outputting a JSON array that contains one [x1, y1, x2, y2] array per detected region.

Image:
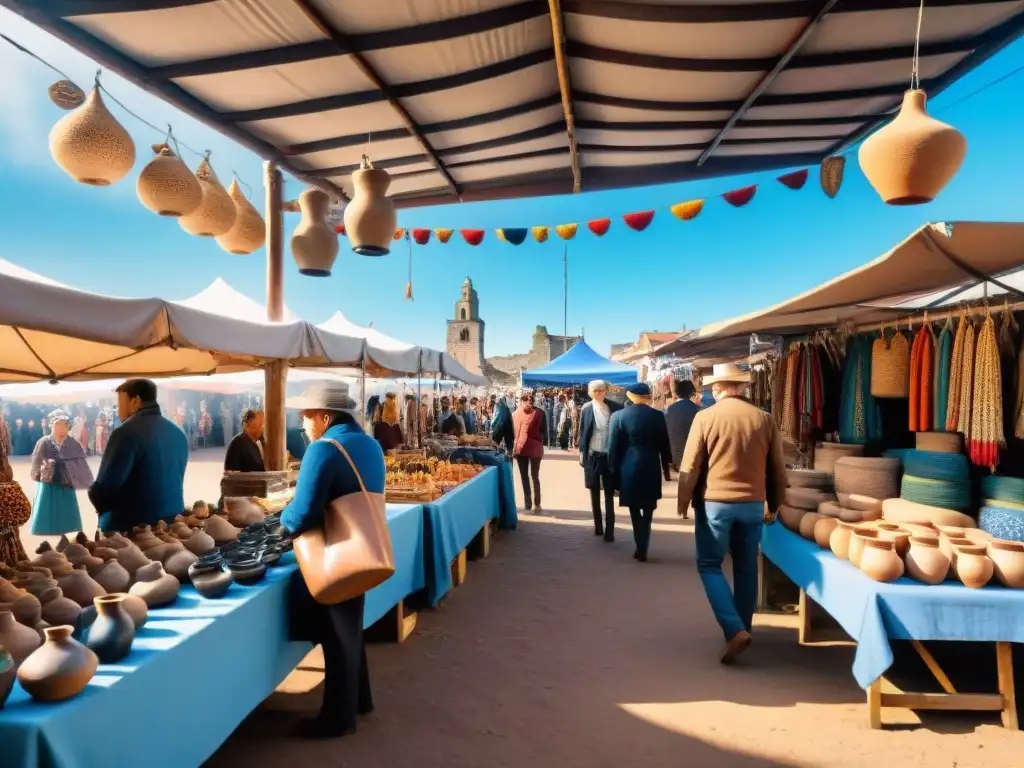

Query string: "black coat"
[[664, 399, 702, 469], [578, 400, 622, 465], [607, 404, 672, 509]]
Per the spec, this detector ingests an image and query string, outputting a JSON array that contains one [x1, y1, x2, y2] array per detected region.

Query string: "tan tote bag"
[[294, 439, 395, 605]]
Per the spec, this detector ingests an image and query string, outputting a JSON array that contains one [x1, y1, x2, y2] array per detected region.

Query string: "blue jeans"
[[696, 501, 763, 640]]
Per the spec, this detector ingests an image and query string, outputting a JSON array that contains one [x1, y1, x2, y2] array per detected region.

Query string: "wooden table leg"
[[798, 589, 812, 645], [867, 678, 883, 729], [450, 549, 468, 587], [997, 641, 1018, 730]]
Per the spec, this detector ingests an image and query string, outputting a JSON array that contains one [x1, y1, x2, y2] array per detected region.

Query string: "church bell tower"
[[445, 276, 485, 375]]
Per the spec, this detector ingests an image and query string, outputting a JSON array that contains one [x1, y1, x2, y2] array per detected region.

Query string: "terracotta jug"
[[0, 646, 13, 709], [778, 505, 804, 532], [179, 157, 236, 236], [40, 587, 82, 627], [79, 591, 148, 633], [183, 529, 216, 556], [344, 158, 396, 256], [988, 540, 1024, 588], [858, 538, 904, 582], [216, 178, 265, 255], [954, 545, 993, 589], [813, 517, 839, 549], [858, 89, 966, 205], [48, 86, 136, 186], [9, 592, 42, 627], [33, 548, 71, 573], [829, 521, 857, 560], [58, 568, 106, 608], [0, 609, 42, 666], [17, 625, 98, 702], [292, 187, 339, 276], [86, 595, 136, 664], [943, 536, 974, 576], [204, 515, 241, 545], [128, 561, 179, 608], [132, 530, 162, 551], [116, 543, 151, 577], [163, 550, 199, 583], [136, 143, 202, 217], [876, 526, 911, 559], [904, 535, 949, 585], [89, 560, 131, 594], [848, 528, 880, 568], [799, 512, 824, 540]]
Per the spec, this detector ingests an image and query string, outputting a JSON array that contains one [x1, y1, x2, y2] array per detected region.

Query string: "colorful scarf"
[[909, 325, 934, 432], [946, 313, 968, 429], [933, 321, 953, 431], [969, 314, 1004, 468], [955, 319, 976, 436]]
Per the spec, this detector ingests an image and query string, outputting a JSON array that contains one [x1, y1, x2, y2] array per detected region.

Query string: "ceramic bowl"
[[227, 559, 266, 586]]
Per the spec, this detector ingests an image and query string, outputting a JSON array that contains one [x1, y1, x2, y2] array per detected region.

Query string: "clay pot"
[[216, 178, 265, 254], [179, 157, 236, 236], [204, 515, 241, 545], [128, 561, 179, 608], [904, 535, 949, 585], [859, 538, 904, 582], [343, 164, 396, 257], [78, 592, 147, 633], [817, 501, 844, 519], [133, 530, 162, 551], [784, 488, 834, 511], [17, 625, 98, 702], [62, 543, 92, 563], [875, 524, 911, 558], [882, 498, 977, 529], [145, 541, 185, 564], [786, 469, 832, 489], [293, 187, 340, 274], [941, 536, 974, 568], [57, 568, 106, 608], [98, 534, 130, 550], [116, 543, 151, 578], [954, 544, 993, 589], [9, 592, 42, 627], [86, 595, 135, 664], [858, 89, 966, 205], [137, 143, 202, 217], [227, 558, 266, 586], [799, 512, 824, 540], [189, 559, 234, 599], [224, 497, 266, 526], [988, 540, 1024, 588], [830, 521, 858, 560], [0, 609, 42, 666], [778, 505, 805, 532], [91, 546, 119, 562], [837, 494, 883, 514], [170, 521, 193, 539], [0, 646, 13, 709], [48, 86, 136, 186], [962, 529, 993, 546], [183, 529, 216, 556], [89, 560, 131, 594], [0, 577, 25, 603], [849, 528, 881, 568], [163, 550, 199, 583], [40, 587, 82, 627], [813, 517, 839, 549], [33, 549, 71, 573]]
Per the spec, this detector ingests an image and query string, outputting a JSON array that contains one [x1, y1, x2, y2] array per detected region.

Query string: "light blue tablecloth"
[[762, 524, 1024, 689], [0, 504, 424, 768], [497, 461, 518, 531], [423, 466, 502, 605]]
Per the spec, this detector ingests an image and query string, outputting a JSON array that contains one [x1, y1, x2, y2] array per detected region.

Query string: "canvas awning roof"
[[522, 340, 638, 387], [7, 1, 1022, 206], [656, 221, 1024, 359]]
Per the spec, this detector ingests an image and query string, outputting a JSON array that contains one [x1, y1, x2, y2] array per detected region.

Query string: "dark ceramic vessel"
[[227, 559, 266, 586], [188, 560, 235, 599], [85, 595, 135, 664]]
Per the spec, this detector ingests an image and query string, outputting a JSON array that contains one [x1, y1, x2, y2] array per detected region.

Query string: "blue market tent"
[[521, 341, 638, 388]]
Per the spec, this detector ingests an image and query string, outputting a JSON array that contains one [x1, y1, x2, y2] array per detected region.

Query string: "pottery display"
[[116, 543, 151, 577], [227, 558, 266, 586], [79, 591, 148, 632], [829, 521, 857, 560], [813, 517, 839, 549], [882, 498, 977, 529], [813, 442, 864, 474], [137, 142, 202, 217], [183, 529, 216, 556], [163, 549, 199, 583], [798, 512, 824, 540], [58, 568, 107, 608], [128, 561, 179, 607], [954, 544, 993, 589], [17, 625, 98, 702], [189, 557, 234, 599], [179, 157, 236, 236], [86, 595, 136, 663], [40, 587, 82, 627], [784, 487, 834, 511], [778, 505, 805, 532], [343, 161, 396, 257], [837, 494, 883, 514], [293, 186, 340, 274], [988, 540, 1024, 588], [834, 457, 901, 499], [48, 86, 136, 186], [848, 528, 880, 568], [204, 515, 241, 545], [904, 535, 949, 585], [0, 645, 13, 709], [859, 538, 904, 582], [874, 524, 911, 558], [785, 468, 832, 489], [216, 177, 265, 255], [0, 609, 42, 666], [89, 560, 131, 593]]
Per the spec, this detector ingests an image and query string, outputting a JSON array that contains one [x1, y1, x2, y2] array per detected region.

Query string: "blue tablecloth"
[[497, 461, 518, 531], [423, 466, 503, 605], [762, 524, 1024, 689], [0, 503, 424, 768]]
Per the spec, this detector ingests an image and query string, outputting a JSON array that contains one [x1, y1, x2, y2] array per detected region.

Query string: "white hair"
[[587, 379, 607, 396], [711, 381, 747, 400]]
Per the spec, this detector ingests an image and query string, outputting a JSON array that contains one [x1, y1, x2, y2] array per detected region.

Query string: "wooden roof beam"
[[548, 0, 581, 193]]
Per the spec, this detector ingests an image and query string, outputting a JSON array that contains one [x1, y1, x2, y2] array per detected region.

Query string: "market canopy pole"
[[264, 160, 287, 471]]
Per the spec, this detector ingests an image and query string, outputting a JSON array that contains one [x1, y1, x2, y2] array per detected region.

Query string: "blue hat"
[[626, 382, 651, 397]]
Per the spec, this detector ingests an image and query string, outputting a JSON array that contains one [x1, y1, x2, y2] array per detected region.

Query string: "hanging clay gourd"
[[216, 178, 265, 255], [17, 625, 98, 702], [292, 187, 339, 276], [819, 156, 845, 198], [178, 157, 236, 237], [137, 143, 203, 217], [343, 156, 396, 256], [49, 86, 136, 186], [858, 90, 967, 205]]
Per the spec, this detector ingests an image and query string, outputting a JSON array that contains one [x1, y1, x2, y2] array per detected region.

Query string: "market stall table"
[[0, 504, 425, 768], [762, 523, 1020, 729]]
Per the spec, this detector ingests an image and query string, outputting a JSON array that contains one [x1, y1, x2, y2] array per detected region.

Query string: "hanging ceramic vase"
[[858, 90, 967, 205], [17, 625, 98, 702], [137, 143, 202, 217], [291, 187, 339, 276], [216, 178, 266, 255], [178, 157, 236, 237], [85, 594, 135, 663], [49, 85, 136, 186], [343, 156, 396, 256]]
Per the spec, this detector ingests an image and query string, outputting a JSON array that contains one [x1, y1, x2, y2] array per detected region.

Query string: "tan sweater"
[[676, 396, 787, 516]]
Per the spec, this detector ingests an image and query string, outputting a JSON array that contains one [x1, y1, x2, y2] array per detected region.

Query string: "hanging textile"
[[771, 353, 787, 429], [933, 318, 953, 431], [1014, 326, 1024, 439], [839, 334, 881, 445], [946, 312, 968, 430], [909, 324, 934, 432], [954, 319, 977, 436], [781, 347, 798, 442], [998, 306, 1019, 441], [969, 313, 1004, 468]]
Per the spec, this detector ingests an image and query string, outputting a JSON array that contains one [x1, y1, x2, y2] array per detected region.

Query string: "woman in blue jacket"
[[281, 382, 385, 739]]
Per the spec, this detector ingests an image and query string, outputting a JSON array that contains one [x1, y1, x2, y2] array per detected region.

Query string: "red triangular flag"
[[334, 224, 346, 235], [587, 218, 611, 236], [411, 228, 431, 245], [777, 169, 808, 190], [722, 185, 757, 207], [623, 210, 654, 232], [460, 229, 485, 246]]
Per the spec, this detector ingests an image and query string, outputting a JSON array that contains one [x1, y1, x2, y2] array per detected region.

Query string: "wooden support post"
[[997, 641, 1018, 730], [263, 161, 287, 471], [797, 589, 812, 645], [394, 599, 417, 643], [867, 678, 883, 730], [450, 549, 467, 587], [911, 639, 957, 694], [469, 522, 491, 560]]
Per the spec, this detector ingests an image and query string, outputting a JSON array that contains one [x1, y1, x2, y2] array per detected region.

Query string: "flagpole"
[[563, 243, 568, 338]]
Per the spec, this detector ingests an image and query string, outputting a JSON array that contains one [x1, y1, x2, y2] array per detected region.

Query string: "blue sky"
[[1, 11, 1023, 358]]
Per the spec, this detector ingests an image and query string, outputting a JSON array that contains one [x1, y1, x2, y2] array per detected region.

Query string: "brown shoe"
[[720, 630, 752, 665]]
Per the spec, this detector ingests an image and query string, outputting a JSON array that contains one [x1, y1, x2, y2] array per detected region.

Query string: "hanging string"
[[0, 31, 71, 79], [910, 0, 926, 90], [405, 230, 414, 301]]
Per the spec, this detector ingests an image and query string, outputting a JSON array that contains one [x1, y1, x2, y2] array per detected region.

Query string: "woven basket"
[[978, 505, 1024, 542], [813, 442, 863, 474], [786, 468, 832, 489], [834, 457, 901, 499], [901, 474, 971, 511], [817, 501, 844, 518], [902, 450, 969, 483], [784, 487, 835, 511], [870, 331, 910, 398], [837, 493, 883, 513], [179, 158, 236, 237], [137, 144, 202, 217], [216, 179, 265, 255], [915, 431, 961, 453], [49, 86, 135, 186], [881, 497, 976, 529], [981, 475, 1024, 506]]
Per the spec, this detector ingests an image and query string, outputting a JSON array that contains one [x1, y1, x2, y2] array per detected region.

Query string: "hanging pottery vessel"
[[344, 156, 396, 256], [819, 156, 845, 198], [858, 90, 967, 205], [292, 187, 339, 276], [17, 625, 98, 702], [216, 178, 266, 255], [49, 86, 136, 186], [0, 609, 42, 666], [904, 535, 949, 585], [178, 157, 236, 237], [137, 143, 203, 217], [85, 595, 135, 664], [48, 79, 86, 110]]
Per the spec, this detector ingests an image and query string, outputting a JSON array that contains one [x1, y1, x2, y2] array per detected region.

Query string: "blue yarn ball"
[[979, 505, 1024, 542]]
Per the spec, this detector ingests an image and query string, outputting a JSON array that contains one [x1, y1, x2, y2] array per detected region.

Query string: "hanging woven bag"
[[871, 330, 910, 398]]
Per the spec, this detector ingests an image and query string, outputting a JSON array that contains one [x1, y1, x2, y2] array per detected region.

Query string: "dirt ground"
[[12, 449, 1024, 767]]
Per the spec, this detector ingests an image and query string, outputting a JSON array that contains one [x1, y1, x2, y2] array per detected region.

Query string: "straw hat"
[[285, 381, 358, 414], [702, 363, 750, 386]]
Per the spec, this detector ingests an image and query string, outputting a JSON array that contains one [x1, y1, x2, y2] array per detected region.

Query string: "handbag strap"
[[322, 438, 376, 508]]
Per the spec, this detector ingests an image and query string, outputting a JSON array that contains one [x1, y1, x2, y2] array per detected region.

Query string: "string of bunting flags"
[[332, 160, 844, 246]]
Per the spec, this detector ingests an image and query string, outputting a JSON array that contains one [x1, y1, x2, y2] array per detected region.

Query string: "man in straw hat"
[[677, 363, 787, 664]]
